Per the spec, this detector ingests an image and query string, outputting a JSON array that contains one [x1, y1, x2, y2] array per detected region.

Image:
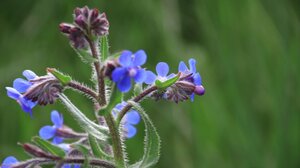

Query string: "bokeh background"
[[1, 0, 299, 167]]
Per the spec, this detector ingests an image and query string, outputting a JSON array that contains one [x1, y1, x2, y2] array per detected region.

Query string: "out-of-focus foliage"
[[0, 0, 299, 167]]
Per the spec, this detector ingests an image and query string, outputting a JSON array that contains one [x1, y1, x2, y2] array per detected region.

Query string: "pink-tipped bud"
[[59, 23, 73, 34], [194, 85, 205, 95]]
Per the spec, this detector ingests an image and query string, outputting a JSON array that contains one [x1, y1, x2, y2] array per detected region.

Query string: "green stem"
[[86, 35, 125, 167], [105, 113, 125, 167]]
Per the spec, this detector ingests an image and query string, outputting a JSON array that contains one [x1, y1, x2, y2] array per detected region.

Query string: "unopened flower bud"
[[23, 74, 63, 106], [22, 143, 58, 159], [59, 23, 74, 34], [56, 127, 86, 139], [103, 58, 120, 79], [194, 85, 205, 95]]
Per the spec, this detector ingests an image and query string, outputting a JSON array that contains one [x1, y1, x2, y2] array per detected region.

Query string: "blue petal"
[[124, 124, 137, 138], [63, 164, 72, 168], [132, 50, 147, 66], [117, 76, 131, 92], [23, 70, 37, 80], [125, 110, 141, 125], [144, 71, 156, 84], [119, 50, 132, 67], [134, 69, 146, 83], [189, 59, 197, 73], [52, 136, 64, 144], [39, 126, 56, 140], [112, 67, 127, 82], [51, 110, 63, 128], [73, 165, 81, 168], [13, 78, 31, 93], [6, 87, 21, 100], [190, 93, 195, 102], [2, 156, 18, 168], [156, 62, 169, 77], [18, 97, 34, 115], [178, 61, 188, 72], [193, 73, 202, 85]]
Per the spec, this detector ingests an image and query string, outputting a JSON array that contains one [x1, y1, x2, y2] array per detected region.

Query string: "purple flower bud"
[[74, 15, 87, 30], [23, 74, 63, 106], [22, 143, 58, 159], [59, 23, 74, 34], [194, 85, 205, 95], [68, 27, 88, 49]]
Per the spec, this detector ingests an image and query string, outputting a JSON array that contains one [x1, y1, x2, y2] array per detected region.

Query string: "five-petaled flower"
[[39, 110, 64, 144], [1, 156, 18, 168], [112, 50, 147, 92], [145, 62, 176, 84], [113, 102, 141, 138], [6, 70, 37, 116]]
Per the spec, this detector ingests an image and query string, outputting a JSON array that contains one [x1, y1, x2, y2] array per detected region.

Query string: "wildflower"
[[59, 23, 88, 49], [113, 102, 141, 138], [178, 58, 205, 101], [39, 110, 64, 144], [6, 70, 37, 115], [145, 62, 176, 84], [112, 50, 147, 92], [1, 156, 18, 168]]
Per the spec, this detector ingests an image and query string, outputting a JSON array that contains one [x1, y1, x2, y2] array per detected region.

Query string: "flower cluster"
[[2, 6, 205, 168], [108, 51, 205, 103], [59, 6, 109, 48]]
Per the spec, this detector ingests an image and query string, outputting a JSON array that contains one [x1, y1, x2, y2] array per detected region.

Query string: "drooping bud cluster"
[[59, 6, 109, 49], [24, 74, 63, 106]]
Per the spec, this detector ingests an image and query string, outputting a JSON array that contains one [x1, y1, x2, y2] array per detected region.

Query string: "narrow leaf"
[[73, 47, 98, 64], [47, 68, 72, 86], [155, 73, 180, 90], [128, 101, 161, 168], [100, 36, 109, 61], [32, 136, 65, 158], [59, 94, 108, 141], [88, 134, 112, 159]]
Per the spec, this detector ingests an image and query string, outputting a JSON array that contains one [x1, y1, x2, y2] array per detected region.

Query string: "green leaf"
[[47, 68, 72, 86], [110, 51, 122, 58], [155, 73, 180, 90], [73, 47, 98, 64], [128, 101, 161, 168], [71, 144, 90, 168], [59, 94, 108, 141], [100, 36, 109, 61], [32, 136, 66, 158], [88, 134, 112, 159], [99, 84, 123, 116]]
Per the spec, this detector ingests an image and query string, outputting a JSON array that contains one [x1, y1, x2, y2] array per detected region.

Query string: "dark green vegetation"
[[0, 0, 299, 167]]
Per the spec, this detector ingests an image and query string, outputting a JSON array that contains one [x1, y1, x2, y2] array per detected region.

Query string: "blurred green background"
[[1, 0, 299, 167]]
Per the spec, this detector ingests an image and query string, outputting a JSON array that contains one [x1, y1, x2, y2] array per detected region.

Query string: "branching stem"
[[117, 86, 157, 124]]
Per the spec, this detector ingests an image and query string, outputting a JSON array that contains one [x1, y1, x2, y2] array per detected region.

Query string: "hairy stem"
[[105, 114, 125, 167], [11, 157, 115, 168], [86, 35, 125, 167], [68, 81, 98, 101], [117, 86, 157, 124], [86, 37, 107, 107]]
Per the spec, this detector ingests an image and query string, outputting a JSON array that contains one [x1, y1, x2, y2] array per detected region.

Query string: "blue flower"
[[39, 110, 64, 144], [1, 156, 18, 168], [112, 50, 147, 92], [6, 70, 38, 115], [113, 102, 141, 138], [178, 58, 203, 101], [145, 62, 176, 84]]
